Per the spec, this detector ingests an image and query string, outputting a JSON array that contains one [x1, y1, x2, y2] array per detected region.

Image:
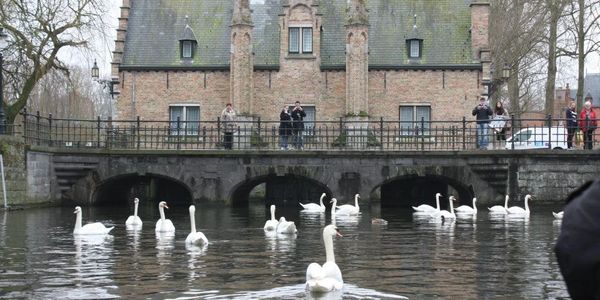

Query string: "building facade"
[[111, 0, 491, 127]]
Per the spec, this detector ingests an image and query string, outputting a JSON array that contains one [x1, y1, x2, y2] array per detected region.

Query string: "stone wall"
[[0, 136, 27, 207]]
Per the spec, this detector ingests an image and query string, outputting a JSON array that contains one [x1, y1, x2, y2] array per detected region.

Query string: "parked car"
[[505, 127, 568, 150]]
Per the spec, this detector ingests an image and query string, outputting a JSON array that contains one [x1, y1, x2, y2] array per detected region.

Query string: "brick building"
[[111, 0, 491, 127]]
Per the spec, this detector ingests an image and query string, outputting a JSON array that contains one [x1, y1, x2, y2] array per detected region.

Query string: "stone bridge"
[[23, 146, 600, 209]]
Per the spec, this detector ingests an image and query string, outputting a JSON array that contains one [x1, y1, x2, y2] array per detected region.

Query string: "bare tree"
[[0, 0, 109, 124], [544, 0, 570, 117], [490, 0, 547, 118], [558, 0, 600, 110]]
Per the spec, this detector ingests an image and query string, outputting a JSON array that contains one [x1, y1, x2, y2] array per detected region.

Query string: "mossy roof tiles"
[[121, 0, 475, 69]]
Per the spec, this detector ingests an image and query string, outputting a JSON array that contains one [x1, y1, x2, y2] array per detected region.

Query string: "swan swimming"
[[300, 193, 327, 212], [507, 194, 531, 216], [488, 195, 509, 214], [125, 197, 143, 227], [306, 225, 344, 293], [552, 211, 563, 219], [335, 194, 360, 215], [73, 206, 114, 235], [155, 201, 175, 233], [412, 193, 442, 213], [429, 196, 456, 221], [455, 197, 477, 215], [264, 205, 278, 231], [276, 217, 298, 234], [185, 205, 208, 245]]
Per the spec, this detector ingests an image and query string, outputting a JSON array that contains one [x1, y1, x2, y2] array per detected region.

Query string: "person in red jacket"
[[579, 101, 598, 150]]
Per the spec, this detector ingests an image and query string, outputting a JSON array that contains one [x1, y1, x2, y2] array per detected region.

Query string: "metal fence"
[[16, 111, 592, 151]]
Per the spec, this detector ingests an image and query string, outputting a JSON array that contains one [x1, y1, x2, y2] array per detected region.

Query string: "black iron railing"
[[17, 111, 594, 151]]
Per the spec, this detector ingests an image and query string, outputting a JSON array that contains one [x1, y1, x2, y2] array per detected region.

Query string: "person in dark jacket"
[[291, 101, 306, 150], [279, 106, 292, 150], [472, 97, 493, 149], [566, 101, 578, 149], [555, 180, 600, 300]]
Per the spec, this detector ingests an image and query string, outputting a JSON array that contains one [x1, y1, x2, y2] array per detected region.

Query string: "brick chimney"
[[230, 0, 254, 113], [345, 0, 369, 115]]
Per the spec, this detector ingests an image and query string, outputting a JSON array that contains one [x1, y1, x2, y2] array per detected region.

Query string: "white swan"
[[412, 192, 442, 212], [125, 197, 143, 227], [276, 217, 298, 234], [455, 197, 477, 215], [335, 194, 360, 215], [264, 205, 278, 231], [300, 193, 327, 212], [155, 201, 175, 233], [306, 224, 344, 293], [73, 206, 114, 235], [430, 196, 456, 221], [552, 211, 563, 219], [488, 195, 509, 214], [185, 205, 208, 245], [507, 194, 531, 216]]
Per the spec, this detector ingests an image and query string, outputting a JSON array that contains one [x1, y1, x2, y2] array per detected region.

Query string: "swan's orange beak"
[[335, 229, 343, 238], [164, 204, 170, 209]]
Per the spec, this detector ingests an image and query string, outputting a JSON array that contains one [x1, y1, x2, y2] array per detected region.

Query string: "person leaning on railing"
[[578, 101, 597, 150]]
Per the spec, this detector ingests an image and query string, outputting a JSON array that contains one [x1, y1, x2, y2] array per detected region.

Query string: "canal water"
[[0, 202, 569, 299]]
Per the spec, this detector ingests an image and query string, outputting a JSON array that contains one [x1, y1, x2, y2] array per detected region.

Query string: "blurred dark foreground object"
[[555, 180, 600, 300]]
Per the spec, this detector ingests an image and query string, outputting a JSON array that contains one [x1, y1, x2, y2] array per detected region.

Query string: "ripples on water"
[[0, 204, 569, 299]]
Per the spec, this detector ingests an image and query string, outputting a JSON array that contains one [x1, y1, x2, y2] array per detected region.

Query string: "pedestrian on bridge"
[[578, 101, 597, 150], [472, 97, 493, 150], [566, 101, 578, 149], [279, 105, 292, 150], [291, 101, 306, 150], [221, 103, 237, 150]]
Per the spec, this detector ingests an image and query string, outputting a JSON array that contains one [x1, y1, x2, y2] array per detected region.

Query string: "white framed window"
[[169, 104, 200, 135], [288, 105, 316, 135], [410, 40, 420, 58], [399, 105, 431, 135], [182, 41, 193, 58], [289, 26, 313, 54]]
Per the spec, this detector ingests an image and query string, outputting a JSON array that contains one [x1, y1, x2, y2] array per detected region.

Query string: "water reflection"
[[0, 205, 569, 299]]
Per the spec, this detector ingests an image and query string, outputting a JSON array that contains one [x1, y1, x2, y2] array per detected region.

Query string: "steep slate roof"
[[121, 0, 475, 69]]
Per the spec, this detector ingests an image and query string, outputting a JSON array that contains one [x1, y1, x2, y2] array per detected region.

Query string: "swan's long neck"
[[524, 197, 530, 213], [449, 198, 454, 214], [324, 232, 335, 263], [270, 206, 276, 221], [159, 205, 166, 221], [472, 198, 477, 212], [435, 195, 440, 210], [75, 211, 82, 230], [134, 201, 139, 217], [504, 196, 509, 209], [331, 200, 337, 211], [190, 210, 197, 233], [319, 195, 324, 208], [354, 195, 359, 208]]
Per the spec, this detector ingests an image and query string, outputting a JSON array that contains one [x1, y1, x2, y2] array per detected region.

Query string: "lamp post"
[[91, 60, 115, 117], [0, 28, 8, 134]]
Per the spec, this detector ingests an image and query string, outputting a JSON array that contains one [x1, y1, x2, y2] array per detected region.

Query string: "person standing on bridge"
[[472, 97, 493, 149], [578, 101, 597, 150], [291, 101, 306, 150], [279, 105, 292, 150], [566, 101, 578, 149], [221, 103, 237, 150]]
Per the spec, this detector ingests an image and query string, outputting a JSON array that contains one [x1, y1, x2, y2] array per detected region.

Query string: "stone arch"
[[229, 174, 333, 208], [372, 174, 474, 208], [93, 172, 193, 206], [289, 4, 313, 22]]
